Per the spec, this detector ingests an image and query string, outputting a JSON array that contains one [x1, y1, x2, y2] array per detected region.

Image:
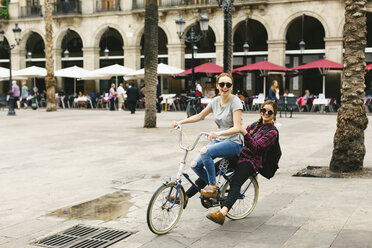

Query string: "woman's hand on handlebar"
[[209, 131, 220, 141], [172, 121, 180, 129]]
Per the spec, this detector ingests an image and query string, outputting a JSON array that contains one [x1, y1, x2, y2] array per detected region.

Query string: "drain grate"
[[33, 225, 132, 248]]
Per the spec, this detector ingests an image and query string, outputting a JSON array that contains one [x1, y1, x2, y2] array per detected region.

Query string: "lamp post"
[[176, 11, 209, 93], [299, 14, 306, 55], [0, 24, 22, 116], [27, 51, 32, 66], [218, 0, 234, 73], [104, 27, 110, 61]]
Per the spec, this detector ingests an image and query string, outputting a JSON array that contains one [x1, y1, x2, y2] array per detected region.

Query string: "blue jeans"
[[191, 140, 243, 185]]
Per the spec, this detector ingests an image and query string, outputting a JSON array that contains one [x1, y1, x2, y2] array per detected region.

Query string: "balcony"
[[53, 0, 81, 15], [132, 0, 267, 9], [96, 0, 121, 12], [19, 5, 43, 18]]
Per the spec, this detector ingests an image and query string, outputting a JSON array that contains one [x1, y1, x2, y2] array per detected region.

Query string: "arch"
[[134, 22, 171, 48], [280, 11, 330, 41], [60, 29, 84, 57], [233, 14, 271, 40], [18, 28, 45, 49], [140, 26, 168, 55], [54, 27, 85, 50], [233, 17, 268, 52], [182, 20, 219, 43], [285, 14, 326, 50], [92, 24, 127, 48], [25, 32, 45, 58], [99, 27, 124, 57]]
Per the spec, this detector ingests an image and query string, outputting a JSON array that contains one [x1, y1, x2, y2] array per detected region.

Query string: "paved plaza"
[[0, 109, 372, 248]]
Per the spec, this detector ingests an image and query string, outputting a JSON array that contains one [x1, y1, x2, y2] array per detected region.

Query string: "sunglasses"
[[218, 82, 233, 88], [260, 108, 274, 116]]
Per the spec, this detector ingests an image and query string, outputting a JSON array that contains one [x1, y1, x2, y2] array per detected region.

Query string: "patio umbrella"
[[13, 66, 47, 88], [125, 63, 184, 91], [232, 61, 288, 97], [93, 64, 136, 88], [365, 63, 372, 71], [177, 62, 223, 75], [290, 59, 343, 96], [126, 63, 184, 78], [0, 67, 17, 80], [55, 66, 107, 94]]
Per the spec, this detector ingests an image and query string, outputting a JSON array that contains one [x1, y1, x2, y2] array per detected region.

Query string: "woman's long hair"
[[251, 100, 278, 134], [270, 80, 278, 91]]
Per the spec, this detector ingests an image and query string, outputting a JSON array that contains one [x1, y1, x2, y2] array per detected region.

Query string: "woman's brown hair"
[[216, 73, 234, 84], [251, 100, 278, 134]]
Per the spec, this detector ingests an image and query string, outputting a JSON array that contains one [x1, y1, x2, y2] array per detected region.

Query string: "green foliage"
[[0, 0, 10, 19]]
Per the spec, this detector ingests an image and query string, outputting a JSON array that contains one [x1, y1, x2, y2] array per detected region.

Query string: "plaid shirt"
[[238, 122, 278, 172]]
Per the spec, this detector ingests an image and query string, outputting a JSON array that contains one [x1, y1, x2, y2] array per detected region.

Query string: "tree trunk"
[[221, 0, 233, 74], [143, 0, 158, 128], [330, 0, 369, 172], [44, 0, 57, 112]]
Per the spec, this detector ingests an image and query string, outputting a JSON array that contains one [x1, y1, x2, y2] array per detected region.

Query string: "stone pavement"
[[0, 109, 371, 248]]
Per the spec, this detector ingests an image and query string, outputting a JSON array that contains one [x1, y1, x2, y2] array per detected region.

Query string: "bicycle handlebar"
[[175, 124, 209, 151]]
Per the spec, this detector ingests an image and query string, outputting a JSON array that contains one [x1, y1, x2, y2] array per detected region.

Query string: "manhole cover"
[[33, 225, 132, 248]]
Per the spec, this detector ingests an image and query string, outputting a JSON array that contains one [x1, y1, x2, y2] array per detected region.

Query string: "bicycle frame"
[[167, 126, 258, 206]]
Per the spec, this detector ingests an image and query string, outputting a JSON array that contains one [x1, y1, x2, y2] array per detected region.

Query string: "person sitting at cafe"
[[297, 89, 311, 111]]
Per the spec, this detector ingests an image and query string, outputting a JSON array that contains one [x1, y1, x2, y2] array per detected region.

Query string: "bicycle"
[[146, 125, 259, 235], [185, 96, 204, 117]]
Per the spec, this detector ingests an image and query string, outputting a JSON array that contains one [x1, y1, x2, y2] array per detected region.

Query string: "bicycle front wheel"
[[220, 176, 259, 220], [146, 183, 185, 235]]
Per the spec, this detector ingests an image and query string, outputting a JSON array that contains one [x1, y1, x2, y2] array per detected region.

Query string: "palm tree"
[[330, 0, 369, 172], [218, 0, 234, 73], [44, 0, 57, 111], [143, 0, 158, 128]]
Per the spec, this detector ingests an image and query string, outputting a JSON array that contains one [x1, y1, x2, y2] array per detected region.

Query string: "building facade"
[[0, 0, 371, 97]]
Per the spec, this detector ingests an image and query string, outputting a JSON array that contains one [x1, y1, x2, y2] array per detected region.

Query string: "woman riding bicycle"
[[172, 73, 243, 198], [206, 100, 279, 225]]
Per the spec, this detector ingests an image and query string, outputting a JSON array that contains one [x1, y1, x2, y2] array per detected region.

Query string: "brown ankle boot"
[[206, 210, 225, 225], [168, 195, 189, 209], [201, 185, 218, 198]]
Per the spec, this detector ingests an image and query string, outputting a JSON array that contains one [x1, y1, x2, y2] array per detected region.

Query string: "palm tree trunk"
[[330, 0, 369, 172], [221, 0, 233, 74], [44, 0, 57, 112], [143, 0, 158, 128]]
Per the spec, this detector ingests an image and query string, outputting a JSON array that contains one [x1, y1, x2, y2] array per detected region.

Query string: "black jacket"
[[126, 86, 139, 102]]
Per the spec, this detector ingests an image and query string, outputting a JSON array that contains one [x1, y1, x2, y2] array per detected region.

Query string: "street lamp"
[[104, 27, 110, 60], [299, 14, 306, 53], [64, 49, 69, 59], [27, 51, 32, 66], [176, 11, 209, 93], [218, 0, 234, 73], [0, 23, 22, 116]]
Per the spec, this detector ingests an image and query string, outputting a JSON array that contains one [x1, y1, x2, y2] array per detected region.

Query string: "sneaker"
[[206, 210, 225, 225]]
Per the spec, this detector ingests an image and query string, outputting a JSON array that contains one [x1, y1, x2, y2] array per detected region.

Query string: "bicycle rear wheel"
[[146, 183, 185, 235], [220, 176, 259, 220]]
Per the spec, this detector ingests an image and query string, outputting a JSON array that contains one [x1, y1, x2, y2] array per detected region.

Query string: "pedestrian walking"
[[109, 83, 116, 111], [117, 83, 125, 111], [11, 81, 20, 109], [21, 82, 28, 108], [126, 82, 139, 114]]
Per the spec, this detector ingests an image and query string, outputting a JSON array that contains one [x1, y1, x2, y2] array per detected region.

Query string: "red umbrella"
[[365, 63, 372, 71], [291, 59, 342, 71], [232, 61, 288, 97], [290, 59, 343, 96], [178, 62, 223, 75], [232, 61, 288, 73]]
